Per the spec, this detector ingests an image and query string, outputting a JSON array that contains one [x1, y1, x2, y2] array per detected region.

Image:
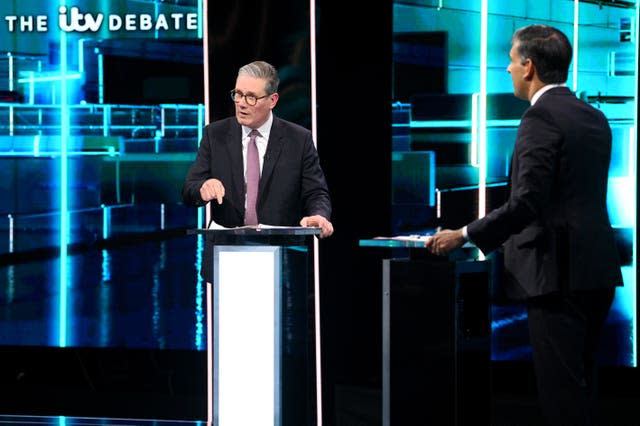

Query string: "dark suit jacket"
[[182, 115, 331, 281], [467, 86, 622, 300]]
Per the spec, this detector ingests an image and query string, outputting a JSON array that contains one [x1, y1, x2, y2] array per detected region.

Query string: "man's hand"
[[425, 228, 465, 256], [300, 215, 334, 238], [200, 178, 225, 204]]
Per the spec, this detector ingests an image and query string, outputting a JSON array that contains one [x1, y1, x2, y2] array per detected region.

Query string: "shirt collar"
[[530, 83, 566, 106], [242, 112, 273, 141]]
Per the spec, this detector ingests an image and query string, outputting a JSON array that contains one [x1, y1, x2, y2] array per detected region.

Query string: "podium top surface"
[[359, 236, 431, 249], [188, 226, 321, 237]]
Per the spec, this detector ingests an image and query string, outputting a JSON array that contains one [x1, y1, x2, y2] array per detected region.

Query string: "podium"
[[359, 238, 493, 425], [189, 227, 322, 426]]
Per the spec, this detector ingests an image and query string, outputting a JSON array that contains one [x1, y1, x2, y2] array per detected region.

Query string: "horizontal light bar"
[[18, 73, 82, 83]]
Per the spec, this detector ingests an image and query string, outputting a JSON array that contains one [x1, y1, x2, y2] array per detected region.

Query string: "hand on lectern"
[[425, 228, 465, 256], [300, 215, 334, 238]]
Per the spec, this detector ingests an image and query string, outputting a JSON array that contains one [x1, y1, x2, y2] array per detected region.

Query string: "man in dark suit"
[[426, 25, 622, 425], [182, 60, 333, 282]]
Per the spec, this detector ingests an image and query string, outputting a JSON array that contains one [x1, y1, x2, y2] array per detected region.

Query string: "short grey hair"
[[237, 61, 279, 94]]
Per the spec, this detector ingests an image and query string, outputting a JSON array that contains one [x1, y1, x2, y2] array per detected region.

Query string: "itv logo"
[[3, 5, 199, 33]]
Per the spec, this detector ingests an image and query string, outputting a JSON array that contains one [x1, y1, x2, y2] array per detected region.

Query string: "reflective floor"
[[0, 234, 206, 350], [0, 416, 208, 425]]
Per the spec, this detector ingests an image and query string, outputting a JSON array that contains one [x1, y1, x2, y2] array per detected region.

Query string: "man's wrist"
[[461, 226, 469, 242]]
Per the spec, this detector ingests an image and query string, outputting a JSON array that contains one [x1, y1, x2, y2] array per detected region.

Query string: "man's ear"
[[523, 58, 535, 81]]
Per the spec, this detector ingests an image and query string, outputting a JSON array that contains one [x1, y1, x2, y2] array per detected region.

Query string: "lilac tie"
[[244, 129, 260, 225]]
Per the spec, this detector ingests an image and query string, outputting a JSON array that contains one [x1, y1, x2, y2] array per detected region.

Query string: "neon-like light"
[[8, 53, 13, 136], [408, 119, 521, 128], [58, 0, 70, 348], [102, 205, 110, 240], [27, 71, 35, 104], [8, 214, 13, 253], [17, 73, 81, 83], [478, 0, 488, 222], [471, 93, 479, 167], [33, 134, 40, 157], [310, 0, 318, 147], [195, 234, 205, 350], [197, 0, 203, 39], [573, 1, 579, 92], [78, 39, 85, 73], [7, 52, 13, 91], [313, 236, 323, 426], [198, 103, 204, 142], [203, 0, 211, 232], [98, 54, 104, 104], [633, 0, 639, 365], [310, 3, 322, 421]]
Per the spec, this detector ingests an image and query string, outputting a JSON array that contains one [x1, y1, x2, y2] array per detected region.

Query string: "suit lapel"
[[226, 121, 245, 208], [259, 117, 284, 197]]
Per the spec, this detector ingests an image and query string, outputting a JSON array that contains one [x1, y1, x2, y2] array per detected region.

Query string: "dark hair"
[[238, 61, 280, 94], [512, 25, 572, 84]]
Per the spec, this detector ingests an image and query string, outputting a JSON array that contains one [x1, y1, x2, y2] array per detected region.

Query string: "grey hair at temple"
[[238, 61, 280, 94]]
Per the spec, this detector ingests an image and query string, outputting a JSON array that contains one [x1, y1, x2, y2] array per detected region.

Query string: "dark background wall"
[[315, 0, 391, 423]]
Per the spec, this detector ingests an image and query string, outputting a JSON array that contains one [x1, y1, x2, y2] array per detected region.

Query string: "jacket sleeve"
[[181, 127, 212, 207], [467, 106, 561, 254]]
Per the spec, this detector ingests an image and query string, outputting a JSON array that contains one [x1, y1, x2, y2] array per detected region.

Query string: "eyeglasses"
[[230, 90, 270, 106]]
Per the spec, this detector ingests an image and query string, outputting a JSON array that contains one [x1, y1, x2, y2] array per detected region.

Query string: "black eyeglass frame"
[[229, 90, 271, 106]]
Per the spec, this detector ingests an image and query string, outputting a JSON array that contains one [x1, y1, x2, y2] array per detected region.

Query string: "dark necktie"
[[244, 129, 260, 225]]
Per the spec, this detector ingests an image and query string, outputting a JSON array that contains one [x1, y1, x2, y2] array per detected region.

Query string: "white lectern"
[[189, 227, 322, 426]]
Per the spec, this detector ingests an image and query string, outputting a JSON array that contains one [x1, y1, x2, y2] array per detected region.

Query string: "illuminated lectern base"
[[189, 227, 322, 426], [214, 245, 282, 425]]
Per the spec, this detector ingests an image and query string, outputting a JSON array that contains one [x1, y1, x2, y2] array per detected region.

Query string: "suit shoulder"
[[205, 117, 237, 135], [274, 116, 312, 138]]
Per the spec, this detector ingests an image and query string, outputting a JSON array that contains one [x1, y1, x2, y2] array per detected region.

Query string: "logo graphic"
[[3, 5, 199, 33]]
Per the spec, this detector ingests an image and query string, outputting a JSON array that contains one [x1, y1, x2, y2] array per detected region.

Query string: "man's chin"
[[235, 115, 249, 126]]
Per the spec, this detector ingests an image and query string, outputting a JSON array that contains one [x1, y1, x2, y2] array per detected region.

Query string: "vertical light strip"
[[197, 0, 204, 39], [203, 0, 211, 229], [310, 2, 322, 423], [194, 235, 205, 350], [310, 0, 318, 146], [78, 39, 84, 73], [28, 71, 35, 104], [98, 54, 104, 104], [478, 0, 488, 220], [572, 0, 579, 92], [207, 280, 213, 423], [8, 214, 13, 253], [632, 0, 639, 367], [8, 52, 13, 91], [8, 53, 14, 136], [632, 132, 638, 367], [471, 93, 479, 166], [102, 205, 110, 239], [33, 134, 41, 157], [58, 0, 70, 348], [103, 104, 109, 137], [313, 236, 323, 426], [202, 0, 212, 420]]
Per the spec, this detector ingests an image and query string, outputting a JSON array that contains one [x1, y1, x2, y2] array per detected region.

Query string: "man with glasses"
[[182, 60, 333, 282]]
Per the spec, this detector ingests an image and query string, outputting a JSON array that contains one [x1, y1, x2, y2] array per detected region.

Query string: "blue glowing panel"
[[0, 0, 204, 349], [393, 1, 637, 366]]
